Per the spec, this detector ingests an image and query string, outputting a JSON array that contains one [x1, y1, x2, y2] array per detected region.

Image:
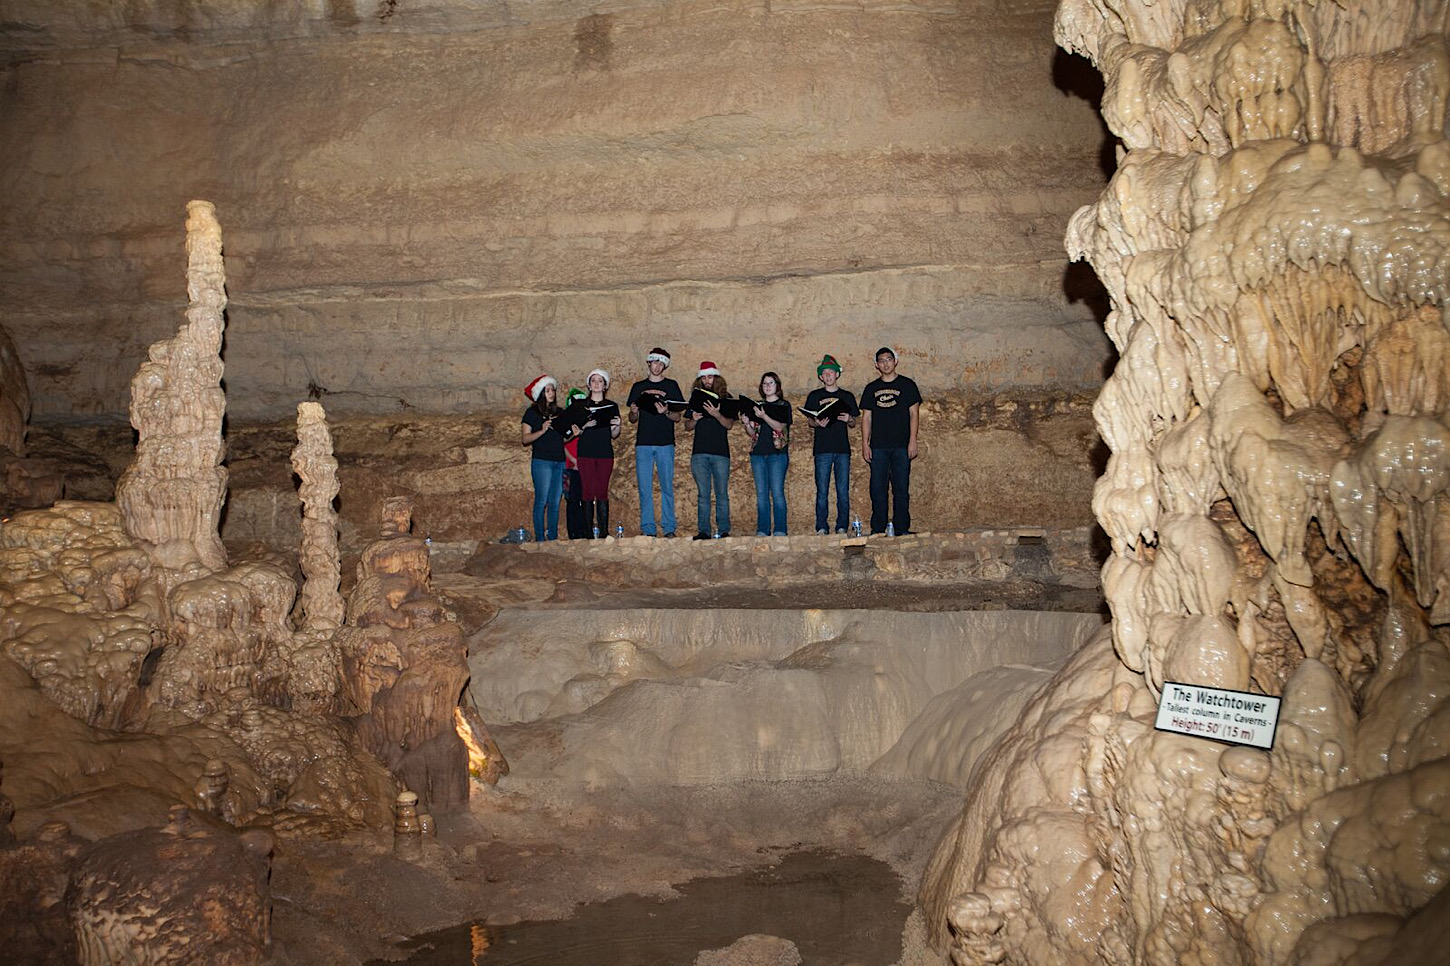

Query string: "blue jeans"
[[814, 451, 851, 532], [869, 447, 911, 534], [530, 458, 564, 541], [635, 445, 677, 536], [750, 453, 789, 535], [691, 454, 731, 535]]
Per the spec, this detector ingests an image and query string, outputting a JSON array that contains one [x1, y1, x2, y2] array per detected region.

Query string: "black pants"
[[869, 446, 910, 534], [564, 468, 588, 540]]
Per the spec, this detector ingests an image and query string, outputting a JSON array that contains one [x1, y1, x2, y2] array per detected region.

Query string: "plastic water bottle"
[[886, 522, 895, 537], [851, 516, 862, 537], [516, 526, 528, 543], [712, 527, 720, 539], [615, 524, 624, 538], [592, 525, 600, 539]]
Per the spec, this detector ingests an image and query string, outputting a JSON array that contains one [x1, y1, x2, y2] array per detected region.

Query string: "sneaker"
[[757, 531, 770, 537], [693, 532, 710, 541], [816, 529, 828, 535], [718, 531, 730, 538]]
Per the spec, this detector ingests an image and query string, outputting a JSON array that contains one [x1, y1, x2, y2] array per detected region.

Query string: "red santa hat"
[[524, 374, 557, 402], [645, 348, 672, 368], [697, 361, 722, 378], [587, 368, 611, 389]]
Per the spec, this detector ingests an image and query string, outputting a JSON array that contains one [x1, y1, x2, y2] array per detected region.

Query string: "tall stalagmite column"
[[922, 2, 1450, 964], [115, 200, 228, 573], [291, 401, 343, 631]]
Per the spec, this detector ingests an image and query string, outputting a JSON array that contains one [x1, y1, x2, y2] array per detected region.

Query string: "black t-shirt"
[[687, 401, 733, 457], [521, 405, 566, 462], [747, 400, 793, 457], [861, 376, 922, 449], [577, 399, 617, 459], [804, 387, 859, 455], [627, 377, 682, 447]]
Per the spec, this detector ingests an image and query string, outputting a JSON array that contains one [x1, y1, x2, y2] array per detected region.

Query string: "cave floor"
[[267, 774, 958, 965], [267, 534, 1097, 965]]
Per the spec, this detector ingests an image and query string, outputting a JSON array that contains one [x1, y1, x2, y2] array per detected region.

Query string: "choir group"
[[521, 346, 921, 541]]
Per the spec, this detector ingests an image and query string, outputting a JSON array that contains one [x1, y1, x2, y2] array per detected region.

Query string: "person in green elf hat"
[[803, 354, 859, 534]]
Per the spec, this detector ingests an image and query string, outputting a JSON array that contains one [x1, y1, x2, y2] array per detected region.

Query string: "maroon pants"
[[578, 457, 614, 501]]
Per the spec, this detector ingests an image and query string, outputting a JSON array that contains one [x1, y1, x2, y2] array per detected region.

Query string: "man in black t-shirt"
[[860, 346, 922, 535], [804, 354, 859, 534], [625, 347, 684, 537]]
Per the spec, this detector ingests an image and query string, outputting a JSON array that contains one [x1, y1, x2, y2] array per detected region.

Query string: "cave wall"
[[0, 0, 1111, 422]]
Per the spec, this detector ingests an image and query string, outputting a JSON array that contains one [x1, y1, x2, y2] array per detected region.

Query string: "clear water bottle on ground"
[[616, 524, 624, 538], [517, 526, 528, 543], [886, 522, 895, 537], [592, 525, 600, 539], [851, 516, 862, 537], [711, 527, 720, 539]]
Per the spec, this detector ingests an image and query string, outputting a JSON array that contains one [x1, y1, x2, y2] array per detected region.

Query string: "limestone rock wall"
[[0, 0, 1110, 421]]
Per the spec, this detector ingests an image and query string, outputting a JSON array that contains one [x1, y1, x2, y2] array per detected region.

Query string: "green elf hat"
[[563, 386, 588, 406], [817, 354, 842, 377]]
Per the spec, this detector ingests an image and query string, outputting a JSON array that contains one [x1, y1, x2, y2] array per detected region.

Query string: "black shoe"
[[693, 532, 710, 540], [662, 532, 676, 538], [718, 531, 730, 538]]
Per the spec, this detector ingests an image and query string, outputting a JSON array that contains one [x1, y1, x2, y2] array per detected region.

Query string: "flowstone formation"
[[922, 1, 1450, 963], [337, 496, 486, 814]]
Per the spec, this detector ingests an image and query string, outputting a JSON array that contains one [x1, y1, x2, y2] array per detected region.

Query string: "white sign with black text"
[[1154, 681, 1281, 750]]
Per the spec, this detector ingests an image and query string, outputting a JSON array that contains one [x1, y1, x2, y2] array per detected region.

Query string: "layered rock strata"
[[922, 1, 1450, 963], [0, 0, 1111, 420]]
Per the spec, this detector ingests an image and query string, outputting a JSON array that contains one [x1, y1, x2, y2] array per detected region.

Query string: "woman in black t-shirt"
[[742, 371, 793, 536], [685, 361, 736, 539], [577, 367, 623, 537], [519, 374, 565, 541]]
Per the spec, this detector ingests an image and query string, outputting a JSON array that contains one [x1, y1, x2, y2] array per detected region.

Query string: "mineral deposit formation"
[[923, 1, 1450, 963], [114, 199, 229, 574]]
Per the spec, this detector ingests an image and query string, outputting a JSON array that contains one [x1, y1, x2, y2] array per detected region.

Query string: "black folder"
[[798, 397, 839, 420]]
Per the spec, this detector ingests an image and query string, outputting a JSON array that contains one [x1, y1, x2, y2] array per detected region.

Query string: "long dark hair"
[[692, 374, 730, 397], [758, 371, 785, 401], [532, 386, 558, 417]]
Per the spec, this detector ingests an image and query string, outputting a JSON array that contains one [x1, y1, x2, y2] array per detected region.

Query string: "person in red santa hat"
[[519, 374, 565, 541], [685, 361, 736, 539]]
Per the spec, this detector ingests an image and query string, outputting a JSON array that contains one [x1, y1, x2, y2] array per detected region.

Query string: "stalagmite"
[[114, 200, 229, 574], [290, 401, 343, 632], [923, 1, 1450, 962]]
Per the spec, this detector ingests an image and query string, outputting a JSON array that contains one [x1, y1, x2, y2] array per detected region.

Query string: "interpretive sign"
[[1154, 681, 1281, 750]]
